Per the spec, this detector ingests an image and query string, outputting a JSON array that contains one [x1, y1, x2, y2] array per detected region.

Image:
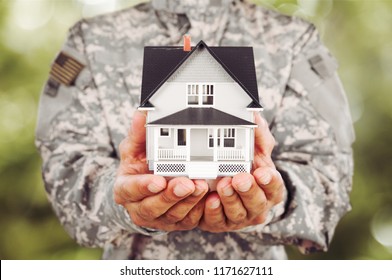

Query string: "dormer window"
[[187, 83, 214, 107]]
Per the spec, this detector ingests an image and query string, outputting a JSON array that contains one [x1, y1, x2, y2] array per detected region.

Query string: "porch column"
[[186, 128, 191, 161], [154, 127, 159, 161], [245, 128, 250, 161], [213, 128, 218, 161]]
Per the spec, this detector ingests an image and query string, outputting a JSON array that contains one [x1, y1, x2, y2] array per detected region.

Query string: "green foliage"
[[1, 0, 391, 260]]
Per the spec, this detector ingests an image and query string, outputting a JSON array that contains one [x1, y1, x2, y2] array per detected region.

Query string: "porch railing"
[[157, 148, 187, 160], [217, 149, 245, 161]]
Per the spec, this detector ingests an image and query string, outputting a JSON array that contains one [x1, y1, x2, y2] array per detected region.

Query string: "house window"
[[208, 129, 220, 148], [202, 84, 214, 105], [223, 128, 235, 148], [187, 83, 214, 106], [160, 128, 170, 137], [208, 129, 214, 148], [177, 129, 186, 146], [187, 84, 198, 105], [208, 129, 235, 148]]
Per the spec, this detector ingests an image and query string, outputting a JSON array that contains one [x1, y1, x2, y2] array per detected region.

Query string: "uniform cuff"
[[102, 165, 167, 236]]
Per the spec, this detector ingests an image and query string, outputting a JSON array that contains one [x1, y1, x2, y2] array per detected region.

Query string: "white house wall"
[[147, 128, 174, 162], [158, 131, 174, 148], [167, 47, 233, 83], [236, 129, 245, 149], [214, 83, 253, 122]]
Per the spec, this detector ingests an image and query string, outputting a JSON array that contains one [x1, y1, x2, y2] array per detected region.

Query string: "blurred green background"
[[0, 0, 391, 260]]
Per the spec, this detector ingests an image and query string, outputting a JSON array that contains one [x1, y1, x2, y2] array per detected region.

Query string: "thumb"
[[119, 110, 147, 160], [254, 112, 275, 157], [129, 110, 147, 145]]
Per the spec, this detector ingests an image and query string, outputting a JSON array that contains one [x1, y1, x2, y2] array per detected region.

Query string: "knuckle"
[[179, 220, 198, 231], [130, 213, 147, 227], [272, 189, 284, 205], [214, 219, 227, 229], [160, 191, 178, 205], [232, 211, 247, 223], [252, 213, 267, 225], [164, 211, 183, 224], [181, 214, 200, 229], [225, 207, 246, 224], [138, 203, 159, 220], [114, 180, 128, 203]]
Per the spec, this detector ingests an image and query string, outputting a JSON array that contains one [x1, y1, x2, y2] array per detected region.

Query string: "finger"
[[254, 112, 276, 157], [114, 174, 167, 204], [231, 172, 268, 219], [120, 110, 147, 159], [162, 180, 209, 224], [200, 192, 226, 232], [254, 167, 285, 205], [177, 197, 206, 230], [216, 177, 247, 225], [136, 177, 195, 220]]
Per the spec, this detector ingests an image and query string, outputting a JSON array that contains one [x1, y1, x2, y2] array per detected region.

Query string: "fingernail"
[[209, 199, 221, 209], [258, 171, 272, 185], [237, 180, 252, 192], [192, 185, 205, 196], [222, 185, 234, 197], [147, 183, 164, 193], [174, 183, 192, 197]]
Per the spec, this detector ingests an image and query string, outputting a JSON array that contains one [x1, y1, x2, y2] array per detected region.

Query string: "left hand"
[[199, 113, 285, 232]]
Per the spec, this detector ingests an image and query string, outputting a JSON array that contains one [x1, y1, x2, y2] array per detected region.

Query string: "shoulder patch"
[[50, 52, 85, 86], [308, 53, 337, 79]]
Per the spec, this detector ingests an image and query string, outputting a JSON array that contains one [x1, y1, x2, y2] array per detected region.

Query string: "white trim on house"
[[138, 107, 155, 111], [246, 107, 264, 112], [147, 124, 257, 128]]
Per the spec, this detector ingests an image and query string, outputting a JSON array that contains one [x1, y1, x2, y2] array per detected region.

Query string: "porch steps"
[[188, 162, 218, 179]]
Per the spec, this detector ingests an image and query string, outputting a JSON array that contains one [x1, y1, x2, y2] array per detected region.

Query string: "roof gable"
[[140, 40, 261, 109]]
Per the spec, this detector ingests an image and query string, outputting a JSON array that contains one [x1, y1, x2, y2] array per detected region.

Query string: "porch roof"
[[147, 108, 257, 127]]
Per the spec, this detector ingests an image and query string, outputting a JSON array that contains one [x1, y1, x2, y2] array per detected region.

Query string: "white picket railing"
[[157, 148, 244, 161], [217, 149, 245, 160], [157, 148, 187, 160]]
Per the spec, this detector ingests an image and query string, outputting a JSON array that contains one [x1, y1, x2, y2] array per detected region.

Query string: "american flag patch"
[[50, 52, 84, 86]]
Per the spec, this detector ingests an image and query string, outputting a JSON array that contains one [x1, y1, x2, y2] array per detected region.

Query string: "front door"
[[190, 128, 213, 160], [177, 129, 186, 146]]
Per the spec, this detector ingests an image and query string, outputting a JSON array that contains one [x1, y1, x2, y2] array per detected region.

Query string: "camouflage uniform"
[[35, 0, 355, 259]]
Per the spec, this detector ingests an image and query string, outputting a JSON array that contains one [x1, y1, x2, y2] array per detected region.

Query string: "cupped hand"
[[199, 113, 285, 232], [114, 111, 208, 232]]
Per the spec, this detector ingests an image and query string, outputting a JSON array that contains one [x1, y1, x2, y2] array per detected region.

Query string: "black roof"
[[147, 108, 257, 127], [247, 101, 263, 108], [140, 40, 261, 109]]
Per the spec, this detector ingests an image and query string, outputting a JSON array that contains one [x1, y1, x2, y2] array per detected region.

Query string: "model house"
[[139, 36, 262, 179]]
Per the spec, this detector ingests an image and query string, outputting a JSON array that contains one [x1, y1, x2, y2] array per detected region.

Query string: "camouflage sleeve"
[[35, 21, 163, 248], [241, 24, 355, 253]]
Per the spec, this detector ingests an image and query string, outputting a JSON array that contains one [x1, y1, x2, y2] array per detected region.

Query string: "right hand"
[[114, 111, 209, 232]]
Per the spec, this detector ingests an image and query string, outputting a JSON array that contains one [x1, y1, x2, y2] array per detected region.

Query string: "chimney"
[[183, 35, 191, 52]]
